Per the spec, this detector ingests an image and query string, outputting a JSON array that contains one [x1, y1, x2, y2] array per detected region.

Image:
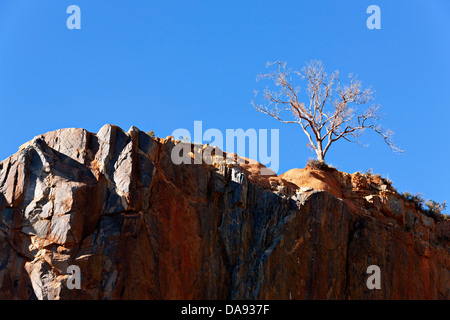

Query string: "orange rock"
[[0, 125, 448, 300]]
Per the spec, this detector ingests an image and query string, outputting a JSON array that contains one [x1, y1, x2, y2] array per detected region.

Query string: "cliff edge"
[[0, 125, 448, 299]]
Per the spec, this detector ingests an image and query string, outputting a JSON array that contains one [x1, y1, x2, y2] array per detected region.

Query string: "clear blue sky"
[[0, 0, 449, 208]]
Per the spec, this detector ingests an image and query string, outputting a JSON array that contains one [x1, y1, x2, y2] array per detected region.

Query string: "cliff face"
[[0, 125, 448, 300]]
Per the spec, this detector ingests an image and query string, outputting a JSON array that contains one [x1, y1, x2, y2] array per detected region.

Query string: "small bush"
[[363, 169, 392, 186], [401, 192, 447, 221], [401, 191, 412, 200], [425, 200, 447, 221], [147, 130, 155, 138], [401, 192, 425, 211], [380, 177, 393, 186], [306, 159, 333, 170]]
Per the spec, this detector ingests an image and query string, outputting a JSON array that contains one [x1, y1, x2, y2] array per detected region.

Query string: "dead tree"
[[253, 60, 403, 163]]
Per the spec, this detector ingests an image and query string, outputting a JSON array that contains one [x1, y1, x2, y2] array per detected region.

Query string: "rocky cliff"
[[0, 125, 448, 300]]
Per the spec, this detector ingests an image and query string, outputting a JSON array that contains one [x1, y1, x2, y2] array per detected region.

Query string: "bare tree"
[[253, 60, 403, 163]]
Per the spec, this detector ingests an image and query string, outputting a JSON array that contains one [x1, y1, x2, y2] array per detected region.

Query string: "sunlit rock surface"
[[0, 125, 448, 299]]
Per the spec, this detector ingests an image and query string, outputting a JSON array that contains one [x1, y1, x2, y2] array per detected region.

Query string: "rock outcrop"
[[0, 125, 448, 300]]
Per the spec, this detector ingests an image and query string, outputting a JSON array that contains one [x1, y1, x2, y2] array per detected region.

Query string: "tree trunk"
[[316, 142, 325, 163], [316, 151, 325, 163]]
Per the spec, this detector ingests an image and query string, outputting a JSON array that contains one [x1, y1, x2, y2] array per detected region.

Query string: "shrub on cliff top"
[[401, 192, 425, 211], [425, 200, 447, 221], [147, 130, 155, 138], [363, 168, 392, 186], [401, 192, 447, 221], [306, 159, 335, 171], [380, 177, 393, 186]]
